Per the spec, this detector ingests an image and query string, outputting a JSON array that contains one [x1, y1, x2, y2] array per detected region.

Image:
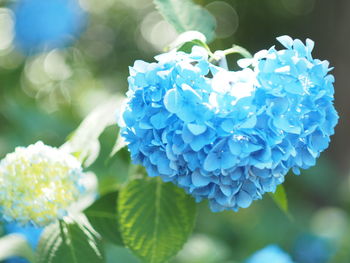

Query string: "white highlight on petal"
[[211, 68, 256, 106]]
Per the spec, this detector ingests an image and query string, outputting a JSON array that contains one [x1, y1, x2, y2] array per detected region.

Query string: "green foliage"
[[85, 191, 123, 246], [110, 130, 126, 158], [153, 0, 216, 41], [177, 39, 211, 54], [61, 95, 124, 167], [89, 126, 131, 194], [330, 224, 350, 263], [269, 185, 290, 217], [118, 178, 197, 263], [36, 218, 105, 263], [168, 31, 211, 54], [0, 234, 35, 262]]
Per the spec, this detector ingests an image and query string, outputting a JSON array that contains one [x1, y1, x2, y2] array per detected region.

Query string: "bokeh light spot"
[[206, 1, 239, 39]]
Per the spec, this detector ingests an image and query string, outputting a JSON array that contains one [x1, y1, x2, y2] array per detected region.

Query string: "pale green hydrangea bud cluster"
[[0, 141, 85, 226]]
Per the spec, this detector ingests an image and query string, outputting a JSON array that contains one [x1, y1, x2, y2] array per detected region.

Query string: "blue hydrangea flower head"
[[245, 245, 294, 263], [12, 0, 86, 54], [0, 141, 86, 226], [121, 36, 338, 212], [293, 234, 333, 263]]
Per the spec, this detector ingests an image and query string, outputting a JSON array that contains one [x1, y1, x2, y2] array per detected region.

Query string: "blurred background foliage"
[[0, 0, 349, 262]]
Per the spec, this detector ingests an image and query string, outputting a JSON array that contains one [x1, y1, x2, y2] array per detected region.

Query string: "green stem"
[[223, 45, 253, 58], [209, 44, 252, 64], [58, 220, 67, 244]]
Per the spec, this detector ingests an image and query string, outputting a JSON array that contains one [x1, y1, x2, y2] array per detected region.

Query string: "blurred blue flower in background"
[[12, 0, 86, 54], [245, 245, 294, 263], [5, 223, 43, 263], [121, 36, 338, 212], [293, 234, 333, 263]]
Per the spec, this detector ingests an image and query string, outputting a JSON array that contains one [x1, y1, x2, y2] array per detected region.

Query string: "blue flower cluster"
[[245, 245, 294, 263], [12, 0, 86, 54], [121, 36, 338, 212], [293, 234, 333, 263]]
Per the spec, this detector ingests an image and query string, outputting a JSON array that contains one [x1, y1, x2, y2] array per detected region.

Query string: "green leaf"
[[0, 234, 35, 262], [168, 31, 212, 54], [88, 126, 131, 194], [36, 217, 105, 263], [118, 178, 197, 263], [61, 95, 124, 167], [154, 0, 216, 41], [109, 130, 127, 158], [269, 185, 292, 220], [85, 191, 123, 246], [178, 39, 211, 54]]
